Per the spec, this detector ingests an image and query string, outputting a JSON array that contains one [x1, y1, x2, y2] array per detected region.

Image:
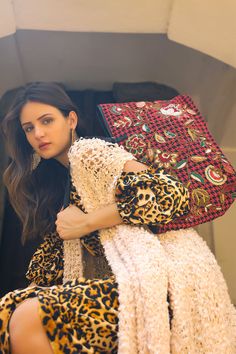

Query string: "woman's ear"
[[68, 111, 78, 129]]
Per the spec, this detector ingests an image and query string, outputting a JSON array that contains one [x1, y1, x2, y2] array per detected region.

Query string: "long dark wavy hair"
[[2, 82, 87, 243]]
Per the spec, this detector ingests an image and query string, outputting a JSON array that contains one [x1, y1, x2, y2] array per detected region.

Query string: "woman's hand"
[[56, 160, 149, 240], [56, 205, 90, 240]]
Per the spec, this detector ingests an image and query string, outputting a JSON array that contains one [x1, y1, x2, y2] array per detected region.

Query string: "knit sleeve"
[[26, 232, 63, 286], [68, 138, 136, 211], [115, 166, 190, 227]]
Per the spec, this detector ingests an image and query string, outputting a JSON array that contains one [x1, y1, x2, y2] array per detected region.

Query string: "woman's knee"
[[9, 298, 41, 349]]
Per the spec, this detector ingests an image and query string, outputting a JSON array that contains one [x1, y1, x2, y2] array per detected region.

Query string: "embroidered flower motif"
[[205, 165, 227, 186], [135, 101, 146, 108], [154, 149, 178, 169], [187, 128, 203, 141], [154, 133, 166, 144], [192, 188, 210, 207], [142, 124, 151, 133], [125, 134, 146, 155], [110, 106, 122, 115], [222, 160, 235, 174], [113, 116, 132, 128], [160, 104, 182, 116]]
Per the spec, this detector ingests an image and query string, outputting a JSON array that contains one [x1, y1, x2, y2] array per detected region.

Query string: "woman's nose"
[[34, 126, 45, 139]]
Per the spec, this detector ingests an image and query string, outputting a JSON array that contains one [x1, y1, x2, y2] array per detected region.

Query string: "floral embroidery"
[[205, 165, 227, 186], [99, 95, 236, 229], [188, 128, 204, 141], [190, 156, 207, 163], [142, 124, 151, 133], [154, 133, 166, 144], [110, 105, 123, 115], [164, 130, 176, 138], [160, 103, 183, 116], [154, 149, 178, 169], [192, 188, 210, 207], [113, 116, 132, 128], [190, 171, 205, 184], [125, 134, 146, 155], [222, 160, 235, 174], [174, 160, 188, 169], [135, 101, 146, 108]]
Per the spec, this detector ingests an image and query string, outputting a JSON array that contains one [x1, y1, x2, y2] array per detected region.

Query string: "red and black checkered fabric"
[[97, 95, 236, 232]]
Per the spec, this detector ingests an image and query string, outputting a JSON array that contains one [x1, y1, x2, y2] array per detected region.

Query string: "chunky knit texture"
[[65, 137, 236, 354]]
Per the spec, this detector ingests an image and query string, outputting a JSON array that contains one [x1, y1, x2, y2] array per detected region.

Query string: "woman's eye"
[[23, 118, 53, 133], [43, 118, 53, 125], [25, 126, 33, 133]]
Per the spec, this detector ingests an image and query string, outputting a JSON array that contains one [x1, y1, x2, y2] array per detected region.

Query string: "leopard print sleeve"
[[115, 166, 190, 227], [26, 232, 64, 286]]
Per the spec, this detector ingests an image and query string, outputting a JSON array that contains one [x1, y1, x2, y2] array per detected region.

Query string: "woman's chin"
[[38, 151, 56, 160]]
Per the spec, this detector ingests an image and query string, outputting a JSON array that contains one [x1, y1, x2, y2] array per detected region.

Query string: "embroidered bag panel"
[[97, 95, 236, 231]]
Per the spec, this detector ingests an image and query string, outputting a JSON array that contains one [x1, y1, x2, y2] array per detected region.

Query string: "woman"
[[0, 82, 235, 354]]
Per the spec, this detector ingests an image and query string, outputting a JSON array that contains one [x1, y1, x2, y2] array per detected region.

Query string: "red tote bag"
[[97, 95, 236, 232]]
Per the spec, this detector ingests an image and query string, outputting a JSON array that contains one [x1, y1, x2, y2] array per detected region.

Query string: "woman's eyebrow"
[[21, 113, 52, 126]]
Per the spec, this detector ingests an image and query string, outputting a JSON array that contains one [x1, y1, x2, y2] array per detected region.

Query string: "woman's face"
[[20, 101, 77, 165]]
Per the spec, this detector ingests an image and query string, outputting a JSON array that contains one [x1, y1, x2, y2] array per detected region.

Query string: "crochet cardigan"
[[64, 137, 236, 354]]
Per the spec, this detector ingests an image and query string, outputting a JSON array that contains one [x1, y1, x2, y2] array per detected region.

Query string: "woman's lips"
[[39, 143, 51, 150]]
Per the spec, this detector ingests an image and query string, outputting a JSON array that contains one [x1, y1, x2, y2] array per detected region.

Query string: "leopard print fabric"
[[26, 232, 64, 286], [115, 166, 190, 226], [0, 169, 185, 353], [26, 184, 105, 287], [0, 276, 119, 354], [0, 185, 119, 353]]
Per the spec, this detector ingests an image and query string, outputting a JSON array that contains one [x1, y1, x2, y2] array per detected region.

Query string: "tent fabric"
[[0, 1, 236, 69]]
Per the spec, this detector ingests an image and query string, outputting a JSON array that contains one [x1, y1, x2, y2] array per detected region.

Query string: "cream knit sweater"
[[64, 138, 236, 354]]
